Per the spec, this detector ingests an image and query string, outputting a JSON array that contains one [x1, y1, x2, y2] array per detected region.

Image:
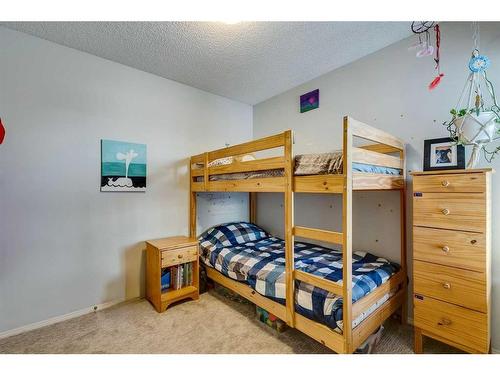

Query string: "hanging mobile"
[[442, 22, 500, 168], [410, 21, 435, 57], [411, 21, 435, 34], [429, 23, 444, 90]]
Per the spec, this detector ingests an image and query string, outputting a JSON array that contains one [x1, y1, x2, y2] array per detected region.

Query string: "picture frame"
[[300, 89, 319, 113], [423, 137, 465, 171], [101, 139, 147, 192]]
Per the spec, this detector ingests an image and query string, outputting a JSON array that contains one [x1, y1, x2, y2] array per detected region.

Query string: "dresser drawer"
[[413, 260, 486, 312], [413, 227, 485, 272], [414, 295, 489, 353], [413, 173, 485, 193], [161, 245, 198, 267], [413, 192, 485, 233]]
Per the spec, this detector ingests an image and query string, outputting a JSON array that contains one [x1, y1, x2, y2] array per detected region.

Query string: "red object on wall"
[[429, 73, 444, 90], [0, 118, 5, 144]]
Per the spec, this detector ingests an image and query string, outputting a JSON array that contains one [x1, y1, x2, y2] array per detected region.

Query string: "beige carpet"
[[0, 290, 461, 354]]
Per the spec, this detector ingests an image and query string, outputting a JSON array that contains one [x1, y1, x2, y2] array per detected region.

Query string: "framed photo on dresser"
[[423, 137, 465, 171]]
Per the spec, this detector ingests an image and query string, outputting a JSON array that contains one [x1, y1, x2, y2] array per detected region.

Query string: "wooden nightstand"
[[145, 236, 200, 312]]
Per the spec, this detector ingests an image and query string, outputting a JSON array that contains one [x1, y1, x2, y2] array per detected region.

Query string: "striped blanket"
[[199, 222, 400, 331]]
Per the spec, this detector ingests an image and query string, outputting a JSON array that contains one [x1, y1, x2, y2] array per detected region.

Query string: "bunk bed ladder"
[[290, 118, 354, 352]]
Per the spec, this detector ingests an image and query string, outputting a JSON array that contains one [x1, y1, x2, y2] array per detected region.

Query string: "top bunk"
[[190, 116, 406, 193]]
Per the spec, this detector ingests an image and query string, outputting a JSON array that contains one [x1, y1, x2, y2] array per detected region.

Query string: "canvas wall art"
[[101, 139, 147, 192], [300, 89, 319, 113]]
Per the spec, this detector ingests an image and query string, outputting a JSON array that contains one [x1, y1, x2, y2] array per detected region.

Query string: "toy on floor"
[[199, 266, 210, 294], [355, 325, 384, 354], [255, 306, 288, 333]]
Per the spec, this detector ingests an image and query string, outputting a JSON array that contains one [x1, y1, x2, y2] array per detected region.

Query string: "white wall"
[[0, 27, 252, 333], [253, 22, 500, 349]]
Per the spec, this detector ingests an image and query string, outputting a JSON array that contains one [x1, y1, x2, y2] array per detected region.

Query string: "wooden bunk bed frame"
[[189, 116, 407, 353]]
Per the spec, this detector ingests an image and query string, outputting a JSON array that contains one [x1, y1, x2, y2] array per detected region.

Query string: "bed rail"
[[352, 147, 403, 169], [349, 117, 405, 151], [351, 269, 405, 320], [293, 226, 343, 245], [190, 131, 291, 193], [348, 117, 406, 191]]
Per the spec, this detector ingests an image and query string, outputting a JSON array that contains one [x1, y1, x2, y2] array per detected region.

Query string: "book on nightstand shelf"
[[165, 263, 194, 291]]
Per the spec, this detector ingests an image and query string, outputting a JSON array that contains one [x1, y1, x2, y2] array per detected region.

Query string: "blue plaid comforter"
[[199, 224, 399, 331]]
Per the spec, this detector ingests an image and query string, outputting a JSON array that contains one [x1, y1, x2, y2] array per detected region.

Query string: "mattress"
[[199, 229, 400, 332], [195, 152, 401, 181]]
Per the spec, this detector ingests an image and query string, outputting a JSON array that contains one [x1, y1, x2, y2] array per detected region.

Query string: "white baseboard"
[[0, 297, 137, 340]]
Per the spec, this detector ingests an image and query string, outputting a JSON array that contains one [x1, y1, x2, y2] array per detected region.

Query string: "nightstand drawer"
[[413, 227, 485, 272], [414, 295, 488, 353], [413, 192, 485, 233], [161, 245, 198, 267], [413, 260, 486, 312], [413, 173, 485, 193]]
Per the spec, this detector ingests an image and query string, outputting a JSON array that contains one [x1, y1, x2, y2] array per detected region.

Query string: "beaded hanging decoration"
[[410, 21, 444, 90], [429, 24, 444, 90]]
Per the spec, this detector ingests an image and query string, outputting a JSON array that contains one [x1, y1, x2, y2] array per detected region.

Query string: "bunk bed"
[[189, 116, 407, 353]]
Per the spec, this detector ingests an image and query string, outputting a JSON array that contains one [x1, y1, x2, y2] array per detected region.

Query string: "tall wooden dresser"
[[411, 169, 492, 354]]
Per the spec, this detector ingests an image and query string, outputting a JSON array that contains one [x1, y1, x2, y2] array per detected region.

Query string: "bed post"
[[189, 156, 197, 238], [399, 147, 408, 325], [203, 152, 209, 192], [284, 130, 295, 328], [342, 116, 353, 353], [249, 193, 257, 223]]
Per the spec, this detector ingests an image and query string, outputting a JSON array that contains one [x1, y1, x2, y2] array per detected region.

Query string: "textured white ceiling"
[[1, 22, 412, 104]]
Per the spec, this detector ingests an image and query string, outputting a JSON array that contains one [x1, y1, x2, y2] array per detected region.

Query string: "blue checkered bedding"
[[199, 222, 400, 332]]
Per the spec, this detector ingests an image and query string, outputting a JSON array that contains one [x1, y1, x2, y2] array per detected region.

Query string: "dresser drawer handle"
[[470, 239, 477, 245], [441, 180, 450, 187], [442, 282, 451, 289], [177, 254, 184, 259], [441, 208, 450, 215], [438, 318, 452, 326], [442, 246, 450, 253]]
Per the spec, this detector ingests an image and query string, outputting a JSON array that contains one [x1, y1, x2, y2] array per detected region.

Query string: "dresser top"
[[410, 168, 493, 176], [146, 236, 198, 250]]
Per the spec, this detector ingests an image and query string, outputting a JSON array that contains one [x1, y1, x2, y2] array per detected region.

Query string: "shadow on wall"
[[176, 158, 189, 190], [144, 157, 188, 193], [124, 242, 147, 299], [113, 159, 189, 303]]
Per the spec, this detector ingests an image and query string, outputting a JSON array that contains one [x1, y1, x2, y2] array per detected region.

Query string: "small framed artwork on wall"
[[300, 89, 319, 113], [101, 139, 147, 192], [423, 137, 465, 171]]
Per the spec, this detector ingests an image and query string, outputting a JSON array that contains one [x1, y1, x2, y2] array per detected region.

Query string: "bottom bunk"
[[199, 222, 406, 353]]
